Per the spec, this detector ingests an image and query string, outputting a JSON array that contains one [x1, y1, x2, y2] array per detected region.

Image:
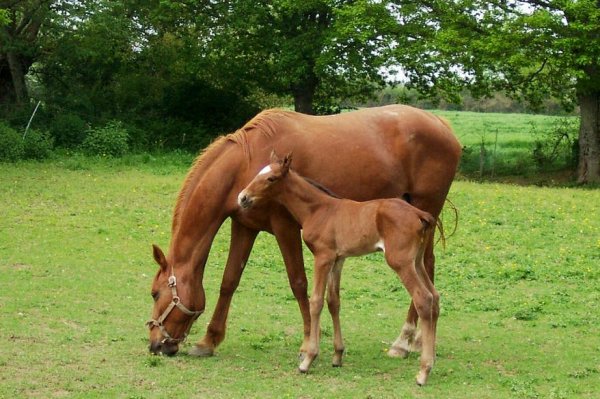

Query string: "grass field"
[[434, 111, 578, 178], [1, 112, 598, 398]]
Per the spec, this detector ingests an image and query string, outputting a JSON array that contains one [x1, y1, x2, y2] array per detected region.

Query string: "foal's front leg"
[[299, 253, 335, 373], [327, 258, 345, 367]]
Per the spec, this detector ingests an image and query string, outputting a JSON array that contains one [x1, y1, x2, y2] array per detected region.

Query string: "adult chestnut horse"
[[147, 105, 461, 358]]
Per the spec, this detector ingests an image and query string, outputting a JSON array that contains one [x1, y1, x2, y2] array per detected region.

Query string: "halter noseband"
[[146, 270, 203, 344]]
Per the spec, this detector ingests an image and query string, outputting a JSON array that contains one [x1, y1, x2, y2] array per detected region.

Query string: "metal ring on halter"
[[147, 269, 204, 345]]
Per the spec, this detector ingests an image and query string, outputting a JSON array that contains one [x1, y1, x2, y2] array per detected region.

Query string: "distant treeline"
[[358, 87, 577, 116]]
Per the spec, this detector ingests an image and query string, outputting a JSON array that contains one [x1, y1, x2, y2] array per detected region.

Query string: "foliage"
[[81, 121, 129, 157], [48, 113, 89, 148], [0, 122, 24, 161], [532, 118, 579, 169], [0, 8, 9, 26], [0, 159, 598, 397], [23, 129, 53, 160], [387, 0, 600, 183]]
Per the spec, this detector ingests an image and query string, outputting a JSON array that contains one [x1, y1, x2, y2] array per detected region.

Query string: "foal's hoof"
[[298, 366, 309, 374], [416, 374, 428, 386], [188, 344, 215, 357], [387, 346, 410, 359]]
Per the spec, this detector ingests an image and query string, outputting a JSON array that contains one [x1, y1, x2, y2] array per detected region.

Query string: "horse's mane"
[[171, 109, 293, 234]]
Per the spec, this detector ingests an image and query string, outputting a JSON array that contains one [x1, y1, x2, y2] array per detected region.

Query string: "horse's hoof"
[[387, 347, 409, 359], [298, 366, 309, 374], [188, 345, 214, 357]]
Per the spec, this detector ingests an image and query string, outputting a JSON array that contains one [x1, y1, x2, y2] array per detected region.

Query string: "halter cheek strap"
[[146, 272, 203, 344]]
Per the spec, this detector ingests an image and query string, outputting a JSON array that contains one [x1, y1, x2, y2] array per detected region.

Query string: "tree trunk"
[[577, 92, 600, 184], [293, 86, 315, 115], [6, 51, 28, 105], [292, 74, 318, 115]]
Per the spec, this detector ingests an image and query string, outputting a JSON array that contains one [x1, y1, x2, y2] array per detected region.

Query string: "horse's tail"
[[434, 197, 459, 249]]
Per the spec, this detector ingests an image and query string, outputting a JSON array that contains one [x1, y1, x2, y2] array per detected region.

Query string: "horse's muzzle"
[[149, 340, 179, 356]]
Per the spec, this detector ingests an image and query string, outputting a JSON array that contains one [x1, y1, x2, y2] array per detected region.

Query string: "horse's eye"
[[151, 291, 159, 301], [267, 176, 276, 182]]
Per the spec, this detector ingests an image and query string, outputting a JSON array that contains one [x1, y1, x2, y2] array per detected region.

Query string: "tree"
[[388, 0, 600, 183], [210, 0, 397, 114], [0, 0, 52, 108]]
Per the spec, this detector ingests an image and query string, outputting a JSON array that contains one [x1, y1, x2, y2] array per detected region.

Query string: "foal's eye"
[[267, 176, 276, 182], [151, 291, 159, 301]]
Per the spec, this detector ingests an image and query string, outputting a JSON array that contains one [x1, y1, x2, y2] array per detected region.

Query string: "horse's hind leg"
[[327, 258, 345, 367], [190, 220, 258, 357], [272, 215, 311, 357]]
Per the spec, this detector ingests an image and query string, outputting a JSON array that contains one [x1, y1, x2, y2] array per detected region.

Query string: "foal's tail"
[[418, 211, 437, 245]]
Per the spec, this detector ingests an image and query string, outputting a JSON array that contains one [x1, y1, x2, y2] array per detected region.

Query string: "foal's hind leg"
[[327, 258, 345, 367], [389, 233, 434, 357], [386, 250, 437, 386]]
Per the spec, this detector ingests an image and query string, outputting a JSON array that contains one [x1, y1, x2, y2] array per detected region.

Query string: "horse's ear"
[[152, 244, 168, 272], [281, 152, 292, 175]]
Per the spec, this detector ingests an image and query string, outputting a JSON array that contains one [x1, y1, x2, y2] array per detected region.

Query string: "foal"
[[238, 153, 439, 386]]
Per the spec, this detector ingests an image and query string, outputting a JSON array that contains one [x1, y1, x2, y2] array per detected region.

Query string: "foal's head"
[[238, 152, 292, 209]]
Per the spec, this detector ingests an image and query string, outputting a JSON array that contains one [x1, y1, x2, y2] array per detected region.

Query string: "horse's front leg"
[[271, 214, 311, 357], [299, 253, 335, 373], [190, 219, 258, 357]]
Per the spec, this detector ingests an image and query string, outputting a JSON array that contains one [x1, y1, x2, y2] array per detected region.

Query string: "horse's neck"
[[278, 172, 335, 225], [169, 147, 241, 269]]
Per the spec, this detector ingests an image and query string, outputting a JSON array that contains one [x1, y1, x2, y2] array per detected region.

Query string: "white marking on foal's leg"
[[258, 165, 272, 175], [388, 322, 416, 359], [412, 329, 423, 352], [375, 240, 385, 253]]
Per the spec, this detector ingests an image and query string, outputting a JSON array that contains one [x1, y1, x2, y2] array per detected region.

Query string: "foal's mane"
[[302, 176, 340, 199], [171, 109, 293, 234]]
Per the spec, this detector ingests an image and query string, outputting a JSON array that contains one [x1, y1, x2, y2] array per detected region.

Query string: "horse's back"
[[258, 106, 461, 204]]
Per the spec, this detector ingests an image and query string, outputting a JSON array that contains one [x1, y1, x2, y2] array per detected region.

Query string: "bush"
[[50, 113, 88, 148], [23, 129, 54, 160], [0, 122, 25, 162], [81, 121, 129, 157], [531, 117, 579, 170]]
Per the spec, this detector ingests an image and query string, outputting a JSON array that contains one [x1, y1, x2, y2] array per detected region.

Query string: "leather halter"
[[146, 270, 203, 344]]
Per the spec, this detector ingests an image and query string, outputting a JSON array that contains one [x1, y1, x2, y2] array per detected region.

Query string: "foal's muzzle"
[[237, 191, 253, 209]]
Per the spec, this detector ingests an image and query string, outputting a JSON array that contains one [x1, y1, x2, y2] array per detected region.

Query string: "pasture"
[[1, 114, 599, 398]]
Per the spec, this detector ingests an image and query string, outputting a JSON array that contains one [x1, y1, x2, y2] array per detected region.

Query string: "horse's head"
[[147, 245, 204, 356], [238, 152, 292, 209]]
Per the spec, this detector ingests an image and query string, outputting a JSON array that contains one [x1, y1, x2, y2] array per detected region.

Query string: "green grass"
[[434, 111, 578, 178], [0, 113, 597, 398], [1, 156, 598, 398]]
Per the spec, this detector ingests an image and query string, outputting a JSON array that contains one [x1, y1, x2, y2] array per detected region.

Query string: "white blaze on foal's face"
[[258, 165, 272, 176]]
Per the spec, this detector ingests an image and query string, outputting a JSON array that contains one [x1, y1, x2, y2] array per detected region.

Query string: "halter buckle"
[[168, 275, 177, 287]]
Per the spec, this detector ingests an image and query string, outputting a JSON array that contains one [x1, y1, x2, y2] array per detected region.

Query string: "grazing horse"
[[238, 153, 438, 385], [147, 105, 461, 359]]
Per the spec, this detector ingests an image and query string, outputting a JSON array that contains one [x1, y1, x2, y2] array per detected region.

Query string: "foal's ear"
[[281, 152, 292, 175], [269, 150, 280, 164], [152, 244, 168, 272]]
